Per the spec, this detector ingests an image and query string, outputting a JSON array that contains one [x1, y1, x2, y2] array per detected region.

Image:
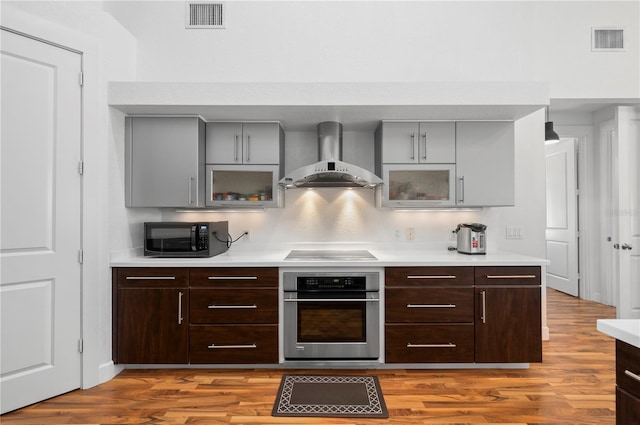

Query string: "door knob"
[[622, 243, 633, 250], [614, 243, 620, 249]]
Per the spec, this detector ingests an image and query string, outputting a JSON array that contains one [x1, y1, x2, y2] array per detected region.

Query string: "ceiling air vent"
[[592, 27, 625, 51], [186, 2, 225, 29]]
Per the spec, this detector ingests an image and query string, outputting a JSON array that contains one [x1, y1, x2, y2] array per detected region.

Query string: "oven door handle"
[[284, 298, 379, 303]]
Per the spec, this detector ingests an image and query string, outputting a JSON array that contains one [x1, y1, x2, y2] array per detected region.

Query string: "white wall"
[[104, 1, 639, 100]]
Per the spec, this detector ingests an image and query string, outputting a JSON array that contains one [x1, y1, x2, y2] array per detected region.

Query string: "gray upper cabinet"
[[125, 117, 205, 207], [455, 121, 514, 207], [377, 122, 456, 164], [206, 122, 283, 165]]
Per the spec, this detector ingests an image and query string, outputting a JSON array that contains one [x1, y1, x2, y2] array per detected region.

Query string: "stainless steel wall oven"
[[282, 271, 380, 360]]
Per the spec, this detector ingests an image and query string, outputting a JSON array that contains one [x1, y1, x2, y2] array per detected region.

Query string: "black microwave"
[[144, 221, 229, 258]]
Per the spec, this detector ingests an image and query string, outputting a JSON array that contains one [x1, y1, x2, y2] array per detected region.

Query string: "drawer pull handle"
[[125, 276, 176, 280], [208, 276, 258, 280], [207, 304, 257, 309], [486, 275, 537, 279], [407, 343, 456, 348], [208, 343, 257, 349], [625, 369, 640, 382], [407, 275, 456, 279], [407, 304, 456, 308]]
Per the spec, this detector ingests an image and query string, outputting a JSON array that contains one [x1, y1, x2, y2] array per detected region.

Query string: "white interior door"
[[616, 106, 640, 319], [0, 28, 82, 413], [545, 138, 579, 297]]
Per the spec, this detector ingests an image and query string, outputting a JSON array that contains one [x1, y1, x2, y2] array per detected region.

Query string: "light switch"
[[506, 226, 524, 239]]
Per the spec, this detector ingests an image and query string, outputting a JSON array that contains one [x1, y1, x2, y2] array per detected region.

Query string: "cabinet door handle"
[[208, 343, 257, 349], [422, 132, 427, 160], [407, 343, 456, 348], [178, 291, 184, 325], [410, 133, 415, 160], [407, 275, 456, 279], [125, 276, 176, 280], [458, 176, 465, 203], [234, 133, 239, 162], [480, 290, 487, 324], [407, 304, 456, 308], [625, 369, 640, 382], [188, 177, 194, 204], [207, 304, 257, 309], [246, 134, 251, 162], [486, 275, 537, 279], [207, 276, 258, 280]]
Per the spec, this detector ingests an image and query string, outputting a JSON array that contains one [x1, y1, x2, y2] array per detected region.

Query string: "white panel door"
[[545, 139, 579, 297], [0, 29, 82, 413], [616, 106, 640, 319]]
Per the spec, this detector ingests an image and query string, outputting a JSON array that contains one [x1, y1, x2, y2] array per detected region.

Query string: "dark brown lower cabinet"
[[617, 387, 640, 425], [190, 324, 278, 364], [114, 268, 189, 364], [616, 340, 640, 425], [385, 324, 474, 363], [473, 266, 542, 363], [189, 267, 279, 364], [384, 266, 475, 363], [113, 267, 278, 365]]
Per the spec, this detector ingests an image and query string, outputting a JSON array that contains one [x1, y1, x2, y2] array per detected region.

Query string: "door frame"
[[1, 6, 107, 389], [544, 136, 580, 297], [550, 126, 592, 300]]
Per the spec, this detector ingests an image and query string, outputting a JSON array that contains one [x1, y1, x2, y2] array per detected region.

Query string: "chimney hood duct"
[[279, 121, 383, 189]]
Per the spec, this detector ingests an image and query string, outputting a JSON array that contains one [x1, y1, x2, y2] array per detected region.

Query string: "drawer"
[[474, 266, 541, 286], [617, 387, 640, 425], [115, 268, 189, 288], [385, 267, 474, 287], [190, 267, 278, 288], [385, 324, 474, 363], [190, 288, 278, 324], [190, 324, 278, 364], [617, 340, 640, 397], [385, 288, 474, 323]]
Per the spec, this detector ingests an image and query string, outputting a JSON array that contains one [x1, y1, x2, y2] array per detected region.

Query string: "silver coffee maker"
[[455, 223, 487, 255]]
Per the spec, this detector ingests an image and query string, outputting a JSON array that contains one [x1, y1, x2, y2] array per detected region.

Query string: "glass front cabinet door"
[[381, 164, 456, 207], [205, 165, 281, 208]]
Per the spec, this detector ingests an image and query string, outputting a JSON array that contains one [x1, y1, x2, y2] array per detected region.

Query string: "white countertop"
[[110, 246, 549, 268], [597, 319, 640, 348]]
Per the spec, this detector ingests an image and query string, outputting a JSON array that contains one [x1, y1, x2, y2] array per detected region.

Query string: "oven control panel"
[[296, 276, 366, 291]]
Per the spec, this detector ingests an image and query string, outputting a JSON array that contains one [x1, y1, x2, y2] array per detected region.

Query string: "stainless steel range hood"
[[279, 121, 383, 189]]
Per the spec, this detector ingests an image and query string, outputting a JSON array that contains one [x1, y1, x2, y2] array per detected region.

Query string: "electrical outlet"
[[407, 227, 415, 240], [395, 229, 400, 239], [243, 230, 250, 241], [450, 230, 457, 241]]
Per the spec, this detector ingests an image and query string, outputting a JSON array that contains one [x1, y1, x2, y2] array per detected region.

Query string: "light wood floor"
[[2, 288, 618, 424]]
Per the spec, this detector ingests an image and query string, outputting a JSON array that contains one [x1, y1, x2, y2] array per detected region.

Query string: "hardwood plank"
[[1, 289, 618, 424]]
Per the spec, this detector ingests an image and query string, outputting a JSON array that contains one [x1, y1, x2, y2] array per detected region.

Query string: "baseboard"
[[98, 360, 124, 385]]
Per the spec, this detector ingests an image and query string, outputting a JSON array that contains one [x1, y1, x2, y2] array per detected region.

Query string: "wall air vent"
[[186, 2, 225, 29], [592, 27, 625, 51]]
